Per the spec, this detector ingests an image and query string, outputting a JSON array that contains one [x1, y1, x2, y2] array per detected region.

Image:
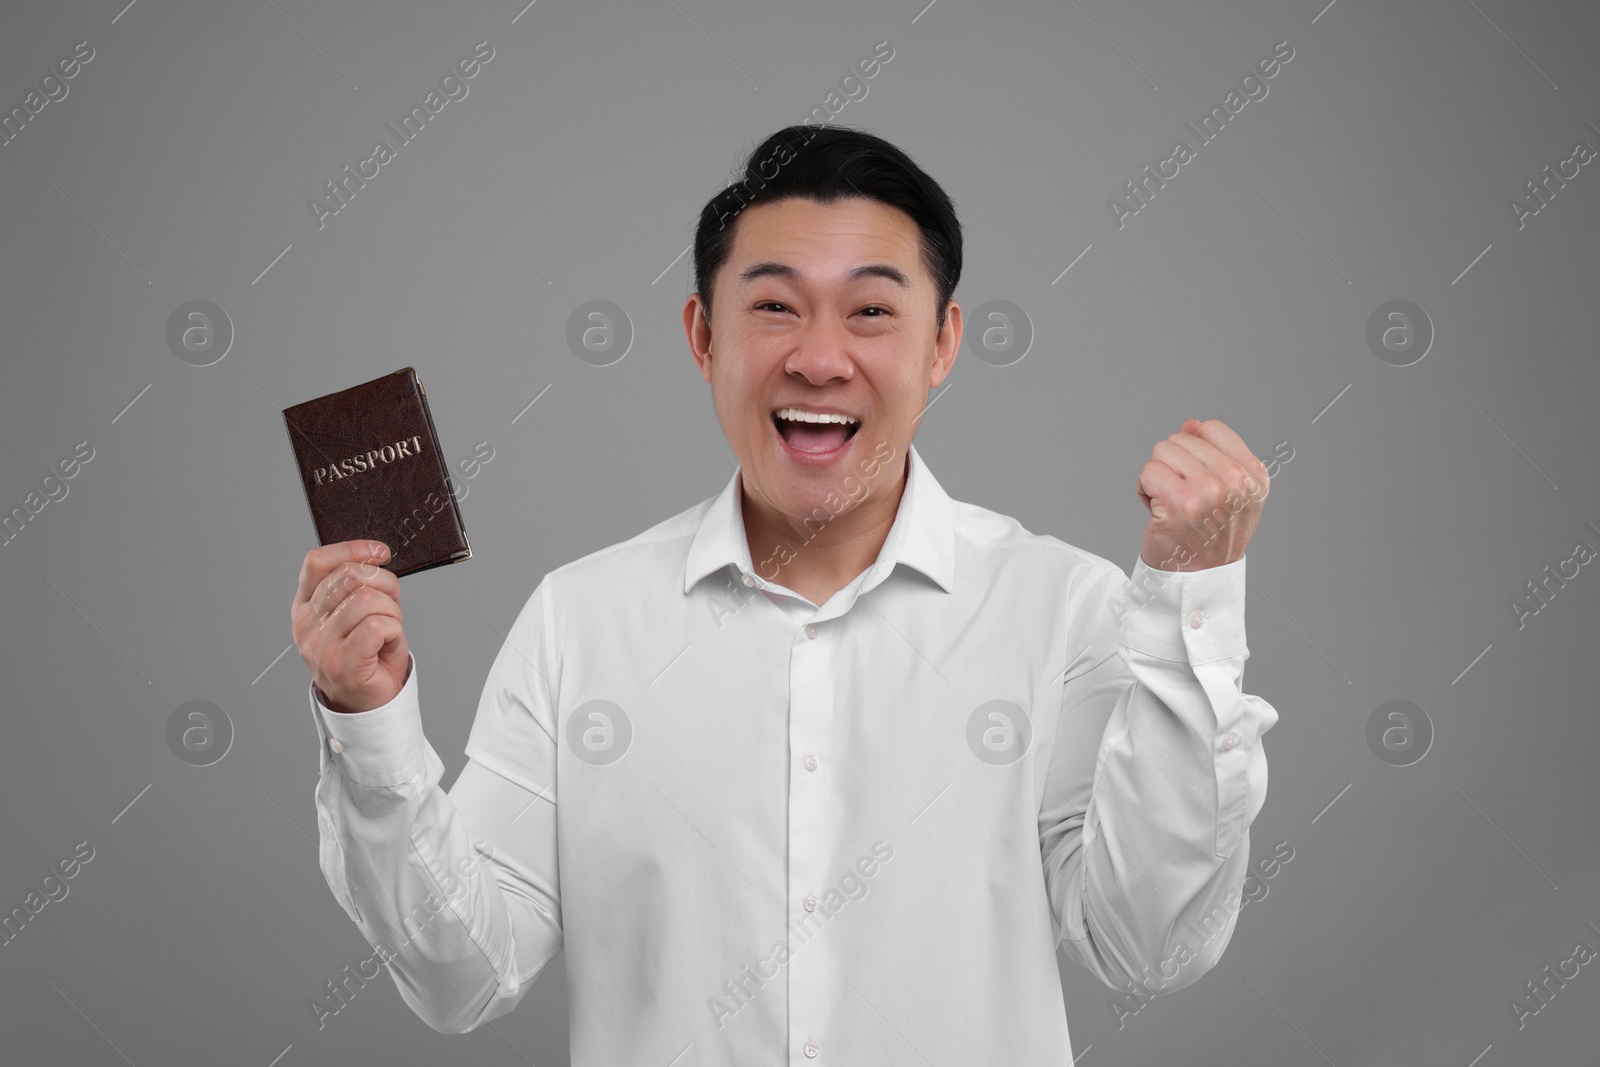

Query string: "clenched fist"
[[1136, 418, 1269, 572], [291, 540, 410, 714]]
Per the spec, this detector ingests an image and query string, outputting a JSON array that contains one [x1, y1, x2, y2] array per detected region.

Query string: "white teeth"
[[774, 407, 859, 425]]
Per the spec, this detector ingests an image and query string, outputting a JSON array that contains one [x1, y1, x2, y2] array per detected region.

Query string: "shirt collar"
[[683, 441, 956, 596]]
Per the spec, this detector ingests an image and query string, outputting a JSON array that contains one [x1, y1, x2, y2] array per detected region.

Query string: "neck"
[[740, 454, 908, 606]]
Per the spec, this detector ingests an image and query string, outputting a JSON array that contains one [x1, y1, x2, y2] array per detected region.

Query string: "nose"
[[782, 318, 857, 386]]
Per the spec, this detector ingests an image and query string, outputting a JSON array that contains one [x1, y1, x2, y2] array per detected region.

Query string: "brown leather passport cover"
[[282, 367, 472, 578]]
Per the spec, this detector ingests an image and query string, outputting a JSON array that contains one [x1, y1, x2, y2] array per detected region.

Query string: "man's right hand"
[[292, 540, 410, 714]]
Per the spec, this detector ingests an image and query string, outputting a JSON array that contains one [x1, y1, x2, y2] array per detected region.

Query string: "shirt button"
[[803, 754, 819, 771], [742, 573, 755, 587], [1222, 733, 1237, 750], [805, 623, 819, 639], [803, 1039, 820, 1057], [1188, 609, 1205, 629], [803, 894, 820, 912], [328, 737, 343, 755]]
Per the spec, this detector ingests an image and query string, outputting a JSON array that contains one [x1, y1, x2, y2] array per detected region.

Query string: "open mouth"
[[772, 408, 861, 455]]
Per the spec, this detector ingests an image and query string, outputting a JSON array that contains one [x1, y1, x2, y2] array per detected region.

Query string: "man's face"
[[684, 195, 960, 527]]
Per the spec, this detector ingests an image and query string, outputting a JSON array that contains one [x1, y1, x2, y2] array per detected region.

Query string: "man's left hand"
[[1136, 418, 1269, 572]]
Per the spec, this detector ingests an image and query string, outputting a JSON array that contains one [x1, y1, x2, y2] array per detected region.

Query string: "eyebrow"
[[738, 261, 911, 289]]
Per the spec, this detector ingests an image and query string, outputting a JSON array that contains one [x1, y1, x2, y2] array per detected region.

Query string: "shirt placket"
[[786, 601, 837, 1064]]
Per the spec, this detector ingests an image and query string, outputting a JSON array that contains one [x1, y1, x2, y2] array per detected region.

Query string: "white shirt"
[[308, 441, 1278, 1065]]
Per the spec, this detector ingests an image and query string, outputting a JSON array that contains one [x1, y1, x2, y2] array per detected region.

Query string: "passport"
[[282, 367, 472, 577]]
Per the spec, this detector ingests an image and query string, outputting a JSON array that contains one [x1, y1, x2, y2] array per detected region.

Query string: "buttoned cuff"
[[1113, 554, 1249, 665], [308, 651, 426, 787]]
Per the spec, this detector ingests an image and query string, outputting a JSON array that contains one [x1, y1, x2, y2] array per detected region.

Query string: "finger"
[[343, 613, 405, 666], [313, 578, 401, 644], [311, 559, 402, 621], [1191, 419, 1267, 479], [1152, 435, 1215, 481], [1136, 461, 1183, 513], [295, 540, 390, 606], [1161, 428, 1264, 493], [311, 560, 399, 625]]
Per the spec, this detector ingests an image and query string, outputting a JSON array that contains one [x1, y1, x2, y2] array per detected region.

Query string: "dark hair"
[[692, 125, 962, 334]]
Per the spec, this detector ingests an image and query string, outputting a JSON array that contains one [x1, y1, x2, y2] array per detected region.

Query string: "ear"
[[683, 294, 713, 383], [929, 300, 961, 388]]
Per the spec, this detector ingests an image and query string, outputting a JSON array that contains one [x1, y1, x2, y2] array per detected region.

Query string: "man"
[[291, 124, 1279, 1064]]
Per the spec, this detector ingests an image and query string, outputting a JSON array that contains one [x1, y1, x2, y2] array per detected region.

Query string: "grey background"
[[2, 0, 1596, 1063]]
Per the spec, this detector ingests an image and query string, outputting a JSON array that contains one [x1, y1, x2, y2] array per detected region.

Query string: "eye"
[[859, 306, 889, 317], [755, 301, 789, 313]]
